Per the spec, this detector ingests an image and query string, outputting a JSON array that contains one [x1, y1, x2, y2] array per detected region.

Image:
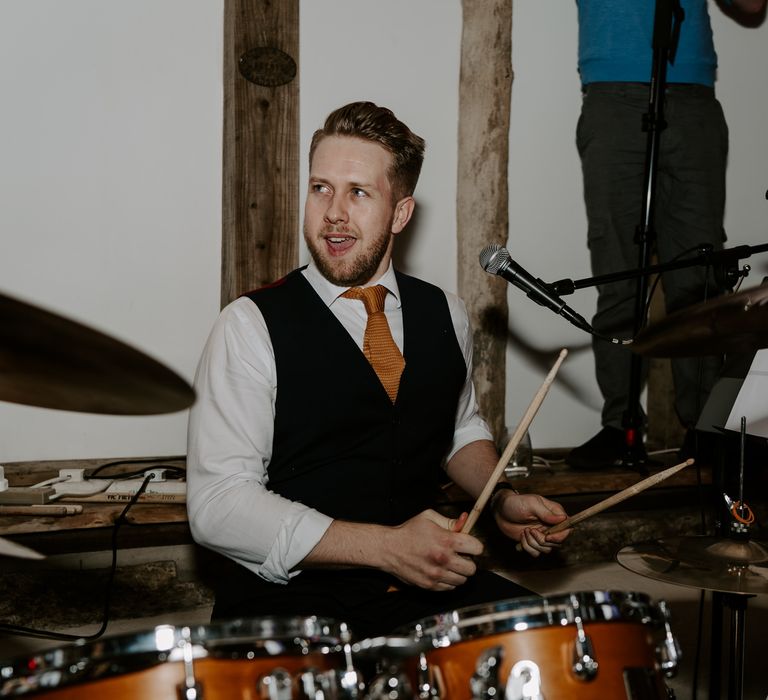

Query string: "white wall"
[[0, 1, 223, 460], [1, 1, 766, 461], [298, 1, 463, 295]]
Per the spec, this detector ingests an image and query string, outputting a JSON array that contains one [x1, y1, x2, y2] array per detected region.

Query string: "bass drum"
[[395, 590, 680, 700], [0, 616, 363, 699]]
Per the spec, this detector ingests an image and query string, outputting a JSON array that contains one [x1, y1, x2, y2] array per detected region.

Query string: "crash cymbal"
[[0, 291, 195, 415], [617, 536, 768, 595], [631, 284, 768, 357], [0, 536, 44, 560]]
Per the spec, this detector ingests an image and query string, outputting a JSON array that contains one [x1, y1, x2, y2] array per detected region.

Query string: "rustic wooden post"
[[646, 278, 686, 450], [222, 0, 300, 307], [457, 0, 513, 443]]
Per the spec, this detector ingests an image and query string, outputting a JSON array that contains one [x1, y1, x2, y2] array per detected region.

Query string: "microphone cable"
[[479, 243, 633, 346], [0, 473, 154, 642]]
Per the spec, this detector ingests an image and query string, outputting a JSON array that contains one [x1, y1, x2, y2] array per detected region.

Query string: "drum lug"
[[657, 600, 681, 678], [416, 652, 439, 699], [570, 596, 598, 681], [505, 660, 545, 700], [335, 667, 366, 699], [469, 644, 503, 700], [338, 633, 366, 699], [258, 668, 294, 700], [364, 666, 414, 700], [176, 626, 205, 700], [297, 668, 327, 699]]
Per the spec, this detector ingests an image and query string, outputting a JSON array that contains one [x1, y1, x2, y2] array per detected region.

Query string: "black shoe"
[[567, 426, 626, 470]]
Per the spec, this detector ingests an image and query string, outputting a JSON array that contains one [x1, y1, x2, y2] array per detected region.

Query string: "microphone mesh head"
[[479, 244, 510, 274]]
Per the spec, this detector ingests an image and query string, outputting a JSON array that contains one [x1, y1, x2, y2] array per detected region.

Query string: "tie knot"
[[343, 285, 389, 315]]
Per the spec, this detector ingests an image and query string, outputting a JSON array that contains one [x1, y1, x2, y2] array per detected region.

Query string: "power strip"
[[105, 480, 187, 496], [53, 469, 187, 503]]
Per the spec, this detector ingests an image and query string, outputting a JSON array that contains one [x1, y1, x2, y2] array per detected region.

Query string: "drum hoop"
[[0, 616, 345, 696], [404, 590, 662, 645]]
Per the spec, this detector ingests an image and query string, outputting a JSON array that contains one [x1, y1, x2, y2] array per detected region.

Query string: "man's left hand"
[[492, 491, 571, 557]]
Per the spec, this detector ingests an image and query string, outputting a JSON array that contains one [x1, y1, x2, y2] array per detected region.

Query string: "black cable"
[[642, 245, 704, 326], [88, 456, 185, 479], [588, 328, 634, 345], [88, 465, 186, 481], [588, 246, 717, 347], [0, 474, 154, 642]]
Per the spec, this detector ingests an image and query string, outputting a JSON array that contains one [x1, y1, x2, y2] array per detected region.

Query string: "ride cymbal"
[[617, 536, 768, 595], [0, 291, 195, 415], [631, 284, 768, 357]]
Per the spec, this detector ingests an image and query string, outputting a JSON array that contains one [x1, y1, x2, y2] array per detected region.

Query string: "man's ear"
[[391, 196, 415, 234]]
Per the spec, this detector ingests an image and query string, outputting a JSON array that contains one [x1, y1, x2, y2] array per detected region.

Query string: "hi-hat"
[[618, 536, 768, 595], [631, 284, 768, 357], [0, 291, 195, 415]]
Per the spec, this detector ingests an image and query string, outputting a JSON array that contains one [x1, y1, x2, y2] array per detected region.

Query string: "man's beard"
[[304, 224, 392, 287]]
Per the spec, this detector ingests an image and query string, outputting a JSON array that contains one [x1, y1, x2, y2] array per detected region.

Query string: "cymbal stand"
[[709, 417, 755, 700]]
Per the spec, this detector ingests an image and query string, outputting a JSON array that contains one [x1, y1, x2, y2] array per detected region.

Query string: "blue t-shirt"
[[577, 0, 719, 86]]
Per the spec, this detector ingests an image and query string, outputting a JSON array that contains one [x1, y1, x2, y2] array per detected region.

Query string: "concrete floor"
[[1, 559, 766, 699]]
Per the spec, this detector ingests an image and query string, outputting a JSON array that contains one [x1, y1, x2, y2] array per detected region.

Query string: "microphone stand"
[[548, 243, 768, 298], [609, 0, 684, 471]]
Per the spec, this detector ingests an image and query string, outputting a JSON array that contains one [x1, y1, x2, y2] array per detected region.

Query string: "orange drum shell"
[[421, 621, 666, 700], [20, 653, 339, 700]]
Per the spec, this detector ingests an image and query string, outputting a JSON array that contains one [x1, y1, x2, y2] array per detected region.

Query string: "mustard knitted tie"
[[343, 285, 405, 403]]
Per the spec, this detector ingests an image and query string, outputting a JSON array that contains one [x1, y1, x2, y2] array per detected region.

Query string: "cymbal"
[[618, 536, 768, 595], [631, 284, 768, 357], [0, 535, 44, 560], [0, 291, 195, 415]]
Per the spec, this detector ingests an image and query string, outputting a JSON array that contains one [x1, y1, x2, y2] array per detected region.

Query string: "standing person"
[[187, 102, 570, 639], [567, 0, 766, 470]]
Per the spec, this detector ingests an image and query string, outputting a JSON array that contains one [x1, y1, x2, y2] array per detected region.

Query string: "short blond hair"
[[310, 101, 425, 201]]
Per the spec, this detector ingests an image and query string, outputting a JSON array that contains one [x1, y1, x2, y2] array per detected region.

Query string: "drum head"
[[398, 590, 663, 647]]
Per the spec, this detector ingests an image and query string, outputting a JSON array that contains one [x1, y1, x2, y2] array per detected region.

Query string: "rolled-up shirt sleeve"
[[443, 293, 495, 462], [186, 298, 332, 583]]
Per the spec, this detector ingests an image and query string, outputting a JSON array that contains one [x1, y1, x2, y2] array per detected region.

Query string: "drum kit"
[[0, 592, 680, 700], [0, 284, 767, 698]]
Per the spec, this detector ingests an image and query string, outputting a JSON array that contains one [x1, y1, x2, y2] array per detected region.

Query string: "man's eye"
[[311, 183, 330, 194], [351, 188, 367, 198]]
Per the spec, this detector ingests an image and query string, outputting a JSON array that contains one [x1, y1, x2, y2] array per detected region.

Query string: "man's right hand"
[[300, 509, 484, 590], [377, 509, 483, 590]]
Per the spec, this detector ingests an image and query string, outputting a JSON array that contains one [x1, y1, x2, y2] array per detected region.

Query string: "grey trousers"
[[577, 82, 727, 430]]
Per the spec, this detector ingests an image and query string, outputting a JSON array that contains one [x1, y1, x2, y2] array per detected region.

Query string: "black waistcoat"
[[246, 269, 466, 525]]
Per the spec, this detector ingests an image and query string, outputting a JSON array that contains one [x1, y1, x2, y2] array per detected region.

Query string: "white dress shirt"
[[186, 261, 493, 583]]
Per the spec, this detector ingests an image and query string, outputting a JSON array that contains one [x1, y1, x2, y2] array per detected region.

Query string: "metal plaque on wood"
[[238, 46, 296, 86]]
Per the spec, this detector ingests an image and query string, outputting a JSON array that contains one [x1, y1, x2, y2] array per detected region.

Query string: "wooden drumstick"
[[0, 504, 83, 516], [460, 348, 568, 534], [538, 458, 695, 538]]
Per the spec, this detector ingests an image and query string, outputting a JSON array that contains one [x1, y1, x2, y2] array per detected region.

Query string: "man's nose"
[[324, 194, 348, 224]]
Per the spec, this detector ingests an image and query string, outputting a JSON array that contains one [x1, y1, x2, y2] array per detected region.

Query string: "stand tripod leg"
[[727, 594, 749, 700], [708, 591, 723, 700]]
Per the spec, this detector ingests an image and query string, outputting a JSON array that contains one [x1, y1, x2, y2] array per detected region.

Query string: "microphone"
[[479, 244, 593, 334]]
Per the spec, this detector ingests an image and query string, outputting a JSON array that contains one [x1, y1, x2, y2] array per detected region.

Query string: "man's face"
[[303, 135, 413, 287]]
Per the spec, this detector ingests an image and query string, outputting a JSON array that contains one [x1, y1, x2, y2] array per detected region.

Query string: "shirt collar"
[[304, 260, 402, 309]]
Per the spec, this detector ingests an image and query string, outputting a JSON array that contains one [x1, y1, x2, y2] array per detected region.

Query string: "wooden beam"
[[646, 273, 685, 449], [457, 0, 513, 442], [222, 0, 299, 307]]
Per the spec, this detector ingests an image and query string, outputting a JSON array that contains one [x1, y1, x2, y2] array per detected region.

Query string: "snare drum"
[[396, 591, 680, 700], [0, 616, 363, 699]]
